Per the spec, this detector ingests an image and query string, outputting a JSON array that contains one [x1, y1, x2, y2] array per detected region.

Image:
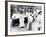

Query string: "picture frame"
[[5, 1, 45, 36]]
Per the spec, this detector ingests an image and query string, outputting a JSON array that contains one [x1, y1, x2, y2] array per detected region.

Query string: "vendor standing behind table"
[[26, 10, 33, 30]]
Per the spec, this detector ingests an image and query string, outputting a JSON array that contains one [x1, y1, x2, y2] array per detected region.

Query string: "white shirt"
[[26, 12, 33, 22], [12, 13, 20, 19]]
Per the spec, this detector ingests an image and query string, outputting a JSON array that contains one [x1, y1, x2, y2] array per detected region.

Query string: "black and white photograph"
[[5, 1, 45, 35]]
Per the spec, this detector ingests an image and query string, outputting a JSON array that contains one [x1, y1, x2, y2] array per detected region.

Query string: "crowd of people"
[[11, 5, 42, 30]]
